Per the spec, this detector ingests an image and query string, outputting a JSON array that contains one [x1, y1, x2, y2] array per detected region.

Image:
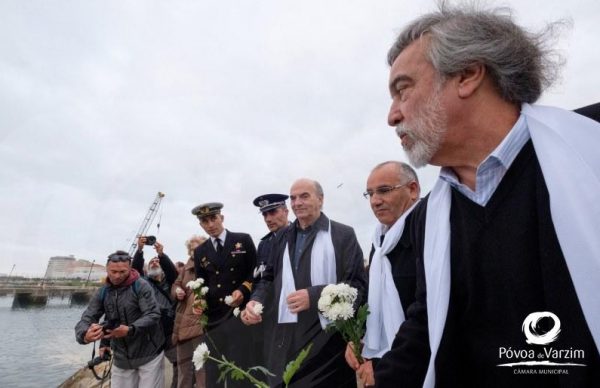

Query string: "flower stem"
[[206, 356, 268, 388]]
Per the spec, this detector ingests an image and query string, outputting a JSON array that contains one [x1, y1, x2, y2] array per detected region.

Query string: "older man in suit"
[[242, 179, 367, 388]]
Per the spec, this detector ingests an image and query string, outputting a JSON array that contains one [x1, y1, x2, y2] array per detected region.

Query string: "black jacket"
[[193, 230, 257, 325]]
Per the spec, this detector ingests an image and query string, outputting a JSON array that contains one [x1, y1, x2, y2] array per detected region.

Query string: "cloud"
[[0, 0, 598, 275]]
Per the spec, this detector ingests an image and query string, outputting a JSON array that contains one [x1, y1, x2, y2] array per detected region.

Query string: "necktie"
[[216, 238, 224, 254]]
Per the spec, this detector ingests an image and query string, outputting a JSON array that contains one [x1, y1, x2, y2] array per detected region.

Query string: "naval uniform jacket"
[[193, 230, 257, 326]]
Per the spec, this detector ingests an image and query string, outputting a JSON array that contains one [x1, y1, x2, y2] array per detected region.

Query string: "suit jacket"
[[194, 230, 257, 325], [252, 213, 367, 387]]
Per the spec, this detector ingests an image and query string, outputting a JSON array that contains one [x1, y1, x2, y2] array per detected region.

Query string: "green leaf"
[[231, 369, 245, 380], [283, 343, 313, 387]]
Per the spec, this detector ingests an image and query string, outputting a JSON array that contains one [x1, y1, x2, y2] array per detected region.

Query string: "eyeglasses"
[[107, 253, 132, 263], [363, 183, 410, 199]]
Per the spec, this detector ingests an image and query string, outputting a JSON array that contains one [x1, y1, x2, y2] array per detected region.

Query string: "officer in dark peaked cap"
[[250, 194, 291, 368], [191, 201, 257, 388], [252, 194, 290, 279]]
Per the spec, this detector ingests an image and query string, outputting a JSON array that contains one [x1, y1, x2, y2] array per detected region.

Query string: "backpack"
[[98, 278, 140, 303]]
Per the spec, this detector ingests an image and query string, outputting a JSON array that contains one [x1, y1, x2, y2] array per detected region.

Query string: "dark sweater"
[[376, 141, 600, 387]]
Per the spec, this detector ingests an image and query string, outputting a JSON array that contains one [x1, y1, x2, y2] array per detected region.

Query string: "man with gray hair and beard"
[[376, 2, 600, 388], [133, 237, 179, 388]]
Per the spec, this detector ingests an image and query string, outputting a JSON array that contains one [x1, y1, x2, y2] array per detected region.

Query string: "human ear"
[[457, 62, 486, 98]]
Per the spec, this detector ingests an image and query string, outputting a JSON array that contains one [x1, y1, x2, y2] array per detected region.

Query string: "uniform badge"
[[253, 263, 266, 278], [201, 257, 209, 268], [231, 242, 246, 256]]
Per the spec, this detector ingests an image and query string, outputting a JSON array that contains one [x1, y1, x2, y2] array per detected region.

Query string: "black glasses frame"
[[363, 182, 411, 199]]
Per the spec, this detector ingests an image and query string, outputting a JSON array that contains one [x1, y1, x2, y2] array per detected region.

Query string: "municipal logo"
[[497, 311, 586, 372], [522, 311, 561, 345]]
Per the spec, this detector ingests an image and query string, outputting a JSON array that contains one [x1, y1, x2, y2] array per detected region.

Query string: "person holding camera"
[[75, 250, 165, 388], [133, 236, 179, 388]]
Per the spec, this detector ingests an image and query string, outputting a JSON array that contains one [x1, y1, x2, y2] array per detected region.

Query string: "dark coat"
[[252, 213, 368, 388], [132, 250, 178, 342], [193, 230, 257, 325], [193, 230, 257, 388]]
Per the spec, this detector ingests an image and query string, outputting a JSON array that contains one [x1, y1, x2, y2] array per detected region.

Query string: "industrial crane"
[[127, 192, 165, 256]]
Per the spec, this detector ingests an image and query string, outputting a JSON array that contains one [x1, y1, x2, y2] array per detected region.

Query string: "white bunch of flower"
[[186, 278, 204, 290], [224, 295, 234, 306], [318, 283, 357, 321], [192, 342, 210, 370], [252, 302, 264, 316]]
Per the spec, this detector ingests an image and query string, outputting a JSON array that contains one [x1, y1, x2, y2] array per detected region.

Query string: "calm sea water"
[[0, 295, 91, 388]]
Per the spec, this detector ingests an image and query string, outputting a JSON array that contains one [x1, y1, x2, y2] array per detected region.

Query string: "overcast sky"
[[1, 0, 598, 276]]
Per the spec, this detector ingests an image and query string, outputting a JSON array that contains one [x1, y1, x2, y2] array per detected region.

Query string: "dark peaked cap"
[[191, 202, 223, 218], [253, 193, 289, 213]]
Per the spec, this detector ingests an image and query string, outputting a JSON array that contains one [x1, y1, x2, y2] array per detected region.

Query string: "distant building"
[[44, 256, 105, 280]]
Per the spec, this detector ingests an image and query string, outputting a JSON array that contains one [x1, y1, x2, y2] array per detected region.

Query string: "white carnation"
[[224, 295, 234, 306], [233, 307, 240, 317], [186, 278, 205, 290], [186, 280, 199, 290], [252, 302, 264, 316], [317, 294, 332, 311], [192, 342, 210, 370], [200, 286, 209, 295], [318, 283, 358, 321], [337, 303, 354, 320]]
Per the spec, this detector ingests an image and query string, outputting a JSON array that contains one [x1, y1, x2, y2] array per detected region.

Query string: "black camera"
[[100, 319, 120, 334], [88, 350, 111, 368], [143, 235, 157, 245]]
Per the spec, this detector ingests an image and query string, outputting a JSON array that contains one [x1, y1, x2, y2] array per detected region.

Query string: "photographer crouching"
[[132, 236, 179, 388], [75, 251, 165, 388]]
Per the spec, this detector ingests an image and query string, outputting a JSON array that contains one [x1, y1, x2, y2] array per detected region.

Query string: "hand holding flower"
[[187, 278, 209, 327], [318, 283, 369, 364], [241, 300, 264, 325]]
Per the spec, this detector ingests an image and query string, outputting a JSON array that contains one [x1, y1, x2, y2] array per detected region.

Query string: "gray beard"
[[147, 267, 164, 278], [395, 82, 447, 168]]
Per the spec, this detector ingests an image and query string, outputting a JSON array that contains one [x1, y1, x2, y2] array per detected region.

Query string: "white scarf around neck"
[[422, 104, 600, 388], [363, 201, 418, 359], [278, 220, 336, 329]]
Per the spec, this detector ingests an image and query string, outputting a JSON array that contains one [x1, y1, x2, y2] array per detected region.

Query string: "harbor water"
[[0, 295, 91, 388]]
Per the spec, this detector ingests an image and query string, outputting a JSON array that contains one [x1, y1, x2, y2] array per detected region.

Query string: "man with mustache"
[[376, 3, 600, 388], [345, 161, 420, 387]]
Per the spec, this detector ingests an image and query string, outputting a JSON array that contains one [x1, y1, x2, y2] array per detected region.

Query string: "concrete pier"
[[1, 285, 99, 308]]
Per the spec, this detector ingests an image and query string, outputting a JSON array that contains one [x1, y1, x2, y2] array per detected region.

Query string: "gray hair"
[[387, 1, 567, 104], [372, 161, 421, 196], [185, 234, 207, 256], [313, 180, 324, 198]]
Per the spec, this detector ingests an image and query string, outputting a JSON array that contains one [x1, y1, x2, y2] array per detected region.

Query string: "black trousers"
[[204, 314, 254, 388]]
